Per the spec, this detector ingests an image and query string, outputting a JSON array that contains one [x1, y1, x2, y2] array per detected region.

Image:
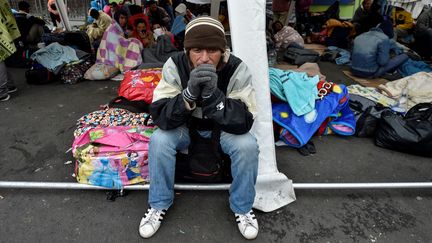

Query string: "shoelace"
[[144, 208, 166, 224], [237, 212, 257, 228]]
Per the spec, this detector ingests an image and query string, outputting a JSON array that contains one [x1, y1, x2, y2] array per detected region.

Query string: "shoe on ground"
[[139, 207, 167, 238], [7, 86, 18, 94], [235, 210, 259, 240], [0, 94, 10, 102]]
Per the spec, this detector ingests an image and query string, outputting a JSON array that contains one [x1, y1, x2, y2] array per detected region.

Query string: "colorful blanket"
[[72, 126, 155, 188], [273, 84, 356, 147], [96, 22, 143, 72]]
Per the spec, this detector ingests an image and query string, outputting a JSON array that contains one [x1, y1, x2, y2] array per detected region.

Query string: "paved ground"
[[1, 62, 431, 243]]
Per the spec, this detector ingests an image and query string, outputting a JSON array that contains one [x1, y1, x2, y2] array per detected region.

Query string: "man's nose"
[[200, 50, 210, 62]]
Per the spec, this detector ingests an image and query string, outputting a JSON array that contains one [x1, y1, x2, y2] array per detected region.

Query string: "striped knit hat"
[[184, 16, 226, 52]]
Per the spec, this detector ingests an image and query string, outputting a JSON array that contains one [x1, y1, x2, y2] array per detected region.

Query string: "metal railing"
[[9, 0, 90, 22]]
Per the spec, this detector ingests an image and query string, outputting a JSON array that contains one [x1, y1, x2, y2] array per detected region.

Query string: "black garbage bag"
[[375, 103, 432, 157], [356, 105, 390, 137]]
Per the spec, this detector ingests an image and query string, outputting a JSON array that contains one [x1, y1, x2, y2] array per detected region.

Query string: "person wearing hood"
[[139, 17, 259, 240], [414, 7, 432, 59], [351, 23, 408, 78]]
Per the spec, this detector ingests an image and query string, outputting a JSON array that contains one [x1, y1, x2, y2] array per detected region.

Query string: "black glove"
[[182, 64, 217, 102]]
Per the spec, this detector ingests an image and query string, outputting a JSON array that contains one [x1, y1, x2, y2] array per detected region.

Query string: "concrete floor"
[[1, 63, 431, 243]]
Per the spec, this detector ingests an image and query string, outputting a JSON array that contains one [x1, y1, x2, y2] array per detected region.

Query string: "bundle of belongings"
[[269, 64, 356, 153], [72, 67, 162, 188], [26, 42, 93, 84], [348, 72, 432, 157]]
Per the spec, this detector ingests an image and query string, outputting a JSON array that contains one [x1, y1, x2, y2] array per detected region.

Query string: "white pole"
[[2, 181, 432, 190]]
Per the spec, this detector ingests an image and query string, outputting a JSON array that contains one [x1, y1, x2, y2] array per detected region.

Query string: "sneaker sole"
[[7, 88, 18, 94], [0, 94, 10, 101]]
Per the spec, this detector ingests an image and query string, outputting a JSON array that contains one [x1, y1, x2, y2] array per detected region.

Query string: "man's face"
[[363, 0, 372, 11], [150, 4, 157, 12], [189, 48, 222, 68]]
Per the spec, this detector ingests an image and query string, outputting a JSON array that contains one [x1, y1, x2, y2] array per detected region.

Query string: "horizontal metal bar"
[[1, 181, 432, 190]]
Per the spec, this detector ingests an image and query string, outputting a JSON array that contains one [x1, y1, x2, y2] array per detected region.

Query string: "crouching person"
[[139, 17, 260, 240], [351, 23, 408, 78]]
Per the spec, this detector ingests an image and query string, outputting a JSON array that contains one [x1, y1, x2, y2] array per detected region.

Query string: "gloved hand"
[[182, 64, 217, 102], [200, 66, 218, 99]]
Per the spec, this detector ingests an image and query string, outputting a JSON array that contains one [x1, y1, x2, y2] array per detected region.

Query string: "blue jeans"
[[352, 54, 409, 78], [148, 125, 259, 214]]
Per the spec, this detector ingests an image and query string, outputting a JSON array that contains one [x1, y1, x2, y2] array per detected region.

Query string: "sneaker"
[[139, 207, 167, 238], [7, 86, 18, 94], [0, 94, 10, 102], [235, 210, 259, 240]]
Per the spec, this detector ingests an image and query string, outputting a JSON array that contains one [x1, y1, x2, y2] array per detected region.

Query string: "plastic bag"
[[375, 103, 432, 157]]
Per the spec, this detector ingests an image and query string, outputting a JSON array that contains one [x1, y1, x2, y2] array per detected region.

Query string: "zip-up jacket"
[[150, 52, 257, 135]]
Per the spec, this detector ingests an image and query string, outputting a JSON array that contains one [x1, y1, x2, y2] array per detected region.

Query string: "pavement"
[[1, 62, 431, 243]]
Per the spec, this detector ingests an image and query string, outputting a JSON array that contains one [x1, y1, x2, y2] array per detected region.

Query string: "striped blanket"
[[96, 22, 143, 72]]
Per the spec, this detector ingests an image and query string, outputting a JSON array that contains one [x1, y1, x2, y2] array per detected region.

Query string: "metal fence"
[[9, 0, 90, 22]]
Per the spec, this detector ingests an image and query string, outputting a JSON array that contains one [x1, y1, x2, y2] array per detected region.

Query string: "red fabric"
[[118, 68, 162, 103], [128, 14, 151, 35]]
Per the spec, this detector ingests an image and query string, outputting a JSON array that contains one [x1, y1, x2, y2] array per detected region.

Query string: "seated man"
[[351, 23, 408, 78], [86, 8, 112, 45], [144, 0, 171, 29], [139, 17, 259, 240], [414, 7, 432, 59], [352, 0, 382, 36], [391, 7, 414, 43], [14, 1, 46, 47]]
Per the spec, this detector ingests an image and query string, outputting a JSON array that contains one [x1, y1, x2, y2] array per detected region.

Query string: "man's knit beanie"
[[184, 16, 227, 52]]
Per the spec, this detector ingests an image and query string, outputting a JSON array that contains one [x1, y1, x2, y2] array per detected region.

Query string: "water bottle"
[[392, 88, 408, 113], [268, 48, 277, 67]]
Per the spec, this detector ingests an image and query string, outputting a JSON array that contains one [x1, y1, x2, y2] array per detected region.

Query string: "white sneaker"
[[235, 210, 259, 240], [139, 207, 167, 238]]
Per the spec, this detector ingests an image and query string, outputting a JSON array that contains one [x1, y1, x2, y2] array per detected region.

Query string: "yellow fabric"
[[324, 19, 355, 37], [86, 11, 113, 42], [0, 0, 21, 62], [391, 9, 414, 30]]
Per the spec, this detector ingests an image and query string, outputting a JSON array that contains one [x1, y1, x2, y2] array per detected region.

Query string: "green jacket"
[[0, 0, 21, 62]]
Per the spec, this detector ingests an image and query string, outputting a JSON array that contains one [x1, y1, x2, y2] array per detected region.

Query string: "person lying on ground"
[[139, 16, 260, 240], [351, 22, 408, 79], [13, 1, 47, 47], [271, 20, 304, 50]]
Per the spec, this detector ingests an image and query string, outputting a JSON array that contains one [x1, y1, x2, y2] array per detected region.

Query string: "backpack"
[[175, 127, 232, 183], [284, 47, 320, 65]]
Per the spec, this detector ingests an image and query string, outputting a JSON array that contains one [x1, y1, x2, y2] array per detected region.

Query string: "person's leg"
[[0, 61, 16, 100], [374, 53, 409, 77], [148, 125, 190, 210], [50, 12, 58, 27], [220, 132, 259, 214]]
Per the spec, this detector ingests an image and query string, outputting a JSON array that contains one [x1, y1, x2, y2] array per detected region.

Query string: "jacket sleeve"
[[377, 39, 390, 66], [149, 58, 193, 130], [415, 10, 431, 34], [201, 62, 257, 135]]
